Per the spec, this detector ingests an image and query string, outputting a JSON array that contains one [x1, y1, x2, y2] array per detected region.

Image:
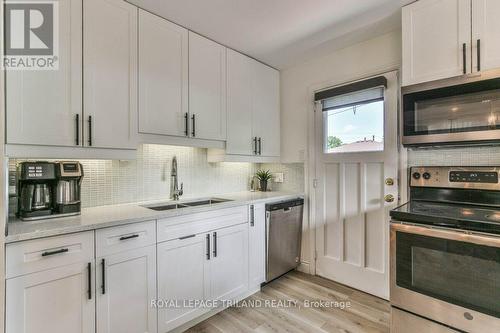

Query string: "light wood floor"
[[186, 271, 390, 333]]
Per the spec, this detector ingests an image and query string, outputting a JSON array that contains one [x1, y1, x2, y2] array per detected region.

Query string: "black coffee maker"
[[17, 161, 83, 220]]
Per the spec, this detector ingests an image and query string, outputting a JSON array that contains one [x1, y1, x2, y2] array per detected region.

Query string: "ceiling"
[[129, 0, 410, 69]]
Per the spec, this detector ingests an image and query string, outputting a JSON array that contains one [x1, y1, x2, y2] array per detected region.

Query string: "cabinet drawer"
[[157, 206, 248, 242], [96, 220, 156, 257], [6, 231, 94, 279]]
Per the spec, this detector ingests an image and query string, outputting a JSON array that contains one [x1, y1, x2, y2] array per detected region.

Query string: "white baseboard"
[[297, 261, 311, 274]]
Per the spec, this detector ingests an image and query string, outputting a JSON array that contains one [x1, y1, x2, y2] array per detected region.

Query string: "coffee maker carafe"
[[55, 161, 83, 215], [17, 161, 83, 220]]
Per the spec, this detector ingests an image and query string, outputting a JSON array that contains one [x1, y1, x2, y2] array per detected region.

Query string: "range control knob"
[[412, 172, 421, 180], [423, 172, 431, 180]]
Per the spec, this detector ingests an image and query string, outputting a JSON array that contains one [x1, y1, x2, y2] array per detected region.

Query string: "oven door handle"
[[390, 222, 500, 247]]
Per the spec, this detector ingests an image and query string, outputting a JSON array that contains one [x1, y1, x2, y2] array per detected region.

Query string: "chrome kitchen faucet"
[[170, 156, 183, 200]]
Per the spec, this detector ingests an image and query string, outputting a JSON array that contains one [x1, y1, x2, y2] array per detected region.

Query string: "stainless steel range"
[[390, 166, 500, 333]]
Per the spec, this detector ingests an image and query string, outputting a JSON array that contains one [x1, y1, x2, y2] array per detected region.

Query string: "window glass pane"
[[323, 100, 384, 153]]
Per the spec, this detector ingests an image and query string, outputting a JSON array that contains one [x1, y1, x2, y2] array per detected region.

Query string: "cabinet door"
[[226, 49, 254, 155], [210, 224, 249, 301], [402, 0, 471, 86], [472, 0, 500, 72], [138, 9, 188, 137], [249, 204, 266, 287], [6, 262, 95, 333], [252, 62, 280, 157], [6, 0, 82, 147], [189, 32, 227, 141], [83, 0, 137, 149], [157, 234, 210, 332], [97, 245, 156, 333]]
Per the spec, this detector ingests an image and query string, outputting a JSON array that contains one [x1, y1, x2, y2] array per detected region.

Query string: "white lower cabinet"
[[157, 234, 211, 332], [6, 261, 95, 333], [97, 245, 157, 333], [210, 224, 249, 301], [248, 204, 266, 287]]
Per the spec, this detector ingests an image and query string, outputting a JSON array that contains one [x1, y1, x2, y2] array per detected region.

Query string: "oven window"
[[396, 231, 500, 318]]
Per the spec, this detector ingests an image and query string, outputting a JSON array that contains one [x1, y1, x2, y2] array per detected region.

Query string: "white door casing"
[[314, 71, 399, 300]]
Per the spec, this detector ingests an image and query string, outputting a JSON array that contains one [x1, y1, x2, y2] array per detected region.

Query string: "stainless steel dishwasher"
[[265, 198, 304, 282]]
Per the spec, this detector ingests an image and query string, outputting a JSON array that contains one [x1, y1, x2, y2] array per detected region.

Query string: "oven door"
[[390, 222, 500, 333], [402, 75, 500, 146]]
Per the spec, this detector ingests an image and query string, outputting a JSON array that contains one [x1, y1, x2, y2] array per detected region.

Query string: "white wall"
[[280, 30, 402, 163], [280, 30, 402, 271]]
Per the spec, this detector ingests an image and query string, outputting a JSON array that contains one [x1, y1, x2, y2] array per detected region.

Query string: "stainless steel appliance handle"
[[390, 222, 500, 247]]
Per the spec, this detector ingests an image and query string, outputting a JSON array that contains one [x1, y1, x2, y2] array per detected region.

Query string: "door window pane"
[[323, 100, 384, 153]]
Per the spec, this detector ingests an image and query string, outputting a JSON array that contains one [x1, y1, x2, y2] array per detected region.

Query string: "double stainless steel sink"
[[142, 198, 232, 211]]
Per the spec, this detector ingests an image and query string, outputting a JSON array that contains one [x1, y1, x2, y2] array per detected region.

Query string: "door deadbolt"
[[384, 194, 395, 203]]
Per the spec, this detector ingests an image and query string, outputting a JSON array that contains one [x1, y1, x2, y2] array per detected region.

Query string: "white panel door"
[[6, 262, 95, 333], [210, 224, 249, 301], [189, 32, 227, 141], [402, 0, 471, 86], [472, 0, 500, 72], [226, 49, 254, 155], [157, 234, 210, 333], [6, 0, 82, 147], [315, 72, 399, 300], [84, 0, 137, 149], [138, 9, 188, 137], [252, 61, 280, 157], [249, 204, 266, 287], [97, 246, 156, 333]]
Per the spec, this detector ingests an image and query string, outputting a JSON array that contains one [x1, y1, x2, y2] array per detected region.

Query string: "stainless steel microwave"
[[402, 69, 500, 146]]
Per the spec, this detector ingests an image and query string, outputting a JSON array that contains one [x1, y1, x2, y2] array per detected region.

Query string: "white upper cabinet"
[[83, 0, 137, 149], [252, 62, 280, 157], [138, 9, 189, 137], [189, 32, 227, 141], [402, 0, 471, 86], [223, 49, 280, 159], [226, 49, 255, 155], [472, 0, 500, 72], [6, 0, 82, 147]]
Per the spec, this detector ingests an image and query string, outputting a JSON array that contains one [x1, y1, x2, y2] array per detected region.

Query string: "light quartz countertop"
[[6, 191, 304, 243]]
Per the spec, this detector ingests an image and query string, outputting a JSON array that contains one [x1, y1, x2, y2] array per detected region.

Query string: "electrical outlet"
[[272, 172, 284, 183]]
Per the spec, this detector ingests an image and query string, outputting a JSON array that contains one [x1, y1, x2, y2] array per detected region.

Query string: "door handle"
[[477, 39, 481, 72], [75, 114, 80, 146], [101, 259, 106, 294], [213, 232, 217, 257], [384, 194, 395, 203], [206, 234, 210, 260], [191, 114, 196, 137], [87, 116, 92, 146], [87, 262, 92, 300], [462, 43, 467, 74], [385, 178, 394, 186]]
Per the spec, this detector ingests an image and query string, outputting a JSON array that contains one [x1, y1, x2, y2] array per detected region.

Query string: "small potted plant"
[[256, 170, 273, 192]]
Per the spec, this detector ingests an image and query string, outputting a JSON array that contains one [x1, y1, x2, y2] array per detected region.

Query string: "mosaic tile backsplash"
[[10, 144, 305, 209], [407, 146, 500, 167]]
